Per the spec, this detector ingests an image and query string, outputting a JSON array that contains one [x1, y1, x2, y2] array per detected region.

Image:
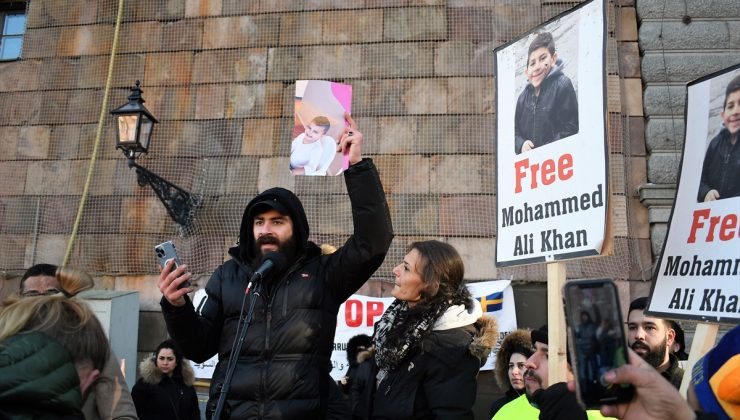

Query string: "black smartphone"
[[154, 240, 189, 289], [563, 279, 634, 408]]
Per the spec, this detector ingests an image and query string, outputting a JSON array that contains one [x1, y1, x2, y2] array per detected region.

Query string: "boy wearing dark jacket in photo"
[[515, 32, 579, 154], [157, 116, 394, 419]]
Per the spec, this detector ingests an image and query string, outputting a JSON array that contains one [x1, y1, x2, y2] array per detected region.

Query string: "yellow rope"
[[62, 0, 125, 267]]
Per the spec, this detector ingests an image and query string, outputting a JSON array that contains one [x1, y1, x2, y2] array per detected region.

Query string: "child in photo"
[[515, 32, 579, 154], [290, 116, 337, 176], [697, 74, 740, 202]]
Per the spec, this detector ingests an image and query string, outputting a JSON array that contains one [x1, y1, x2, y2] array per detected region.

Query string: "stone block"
[[439, 195, 495, 237], [639, 21, 731, 51], [322, 9, 383, 44], [118, 22, 162, 54], [650, 223, 667, 256], [176, 119, 243, 157], [361, 43, 434, 78], [25, 161, 71, 195], [430, 155, 483, 194], [137, 311, 169, 351], [116, 275, 163, 311], [618, 42, 641, 78], [0, 126, 19, 160], [57, 25, 113, 56], [0, 163, 26, 195], [641, 52, 740, 83], [203, 15, 280, 49], [355, 79, 409, 115], [628, 116, 646, 156], [144, 52, 194, 86], [279, 12, 324, 45], [38, 197, 76, 234], [31, 235, 68, 268], [0, 60, 40, 92], [38, 58, 79, 90], [0, 197, 36, 234], [636, 0, 740, 20], [263, 82, 287, 118], [256, 1, 304, 12], [730, 21, 740, 49], [193, 49, 267, 84], [447, 237, 496, 279], [161, 19, 204, 52], [377, 116, 419, 154], [79, 196, 122, 234], [414, 116, 464, 154], [267, 47, 301, 81], [608, 75, 622, 113], [0, 235, 27, 270], [195, 84, 226, 120], [629, 197, 650, 239], [375, 155, 430, 194], [186, 0, 222, 17], [448, 7, 495, 42], [36, 90, 68, 125], [643, 85, 686, 117], [225, 84, 265, 118], [111, 55, 147, 90], [224, 157, 261, 195], [68, 89, 104, 124], [302, 45, 364, 79], [67, 159, 117, 196], [435, 41, 474, 77], [17, 126, 51, 159], [610, 154, 626, 195], [608, 113, 625, 153], [144, 87, 196, 120], [21, 27, 61, 59], [647, 152, 680, 184], [645, 117, 684, 152], [493, 0, 541, 43], [448, 77, 493, 114], [384, 7, 446, 41], [618, 7, 638, 41], [119, 197, 169, 234], [404, 78, 447, 115], [611, 195, 629, 237], [242, 118, 278, 156], [73, 56, 107, 89], [386, 195, 439, 235], [305, 194, 353, 236], [622, 78, 644, 116], [258, 157, 295, 192]]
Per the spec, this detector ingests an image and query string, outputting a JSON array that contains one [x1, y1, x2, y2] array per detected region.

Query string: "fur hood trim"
[[139, 354, 196, 387], [469, 316, 499, 363], [494, 329, 533, 389], [356, 346, 376, 364]]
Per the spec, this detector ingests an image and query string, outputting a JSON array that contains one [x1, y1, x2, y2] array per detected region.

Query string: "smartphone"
[[563, 279, 634, 408], [154, 241, 189, 289]]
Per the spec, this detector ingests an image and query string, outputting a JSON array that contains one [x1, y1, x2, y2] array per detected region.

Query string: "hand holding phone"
[[155, 241, 190, 289], [564, 279, 634, 408]]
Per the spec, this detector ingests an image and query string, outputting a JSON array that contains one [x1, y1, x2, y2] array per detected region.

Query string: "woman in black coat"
[[132, 340, 200, 420], [354, 240, 498, 420]]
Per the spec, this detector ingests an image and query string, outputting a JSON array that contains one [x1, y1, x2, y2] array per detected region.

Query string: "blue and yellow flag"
[[478, 291, 504, 312]]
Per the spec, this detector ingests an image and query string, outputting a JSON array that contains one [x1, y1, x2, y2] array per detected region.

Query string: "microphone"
[[245, 252, 287, 294]]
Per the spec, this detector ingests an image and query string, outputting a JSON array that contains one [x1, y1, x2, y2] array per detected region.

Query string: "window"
[[0, 1, 26, 61]]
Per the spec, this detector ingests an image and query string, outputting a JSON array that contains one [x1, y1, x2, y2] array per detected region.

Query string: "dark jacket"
[[131, 357, 200, 420], [662, 352, 684, 389], [354, 317, 498, 420], [515, 59, 579, 154], [0, 331, 84, 420], [161, 158, 393, 419], [697, 128, 740, 201]]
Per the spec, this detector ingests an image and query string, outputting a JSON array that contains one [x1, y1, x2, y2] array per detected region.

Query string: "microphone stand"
[[211, 271, 265, 420]]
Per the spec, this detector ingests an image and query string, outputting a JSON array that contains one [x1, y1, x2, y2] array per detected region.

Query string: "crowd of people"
[[0, 116, 737, 420]]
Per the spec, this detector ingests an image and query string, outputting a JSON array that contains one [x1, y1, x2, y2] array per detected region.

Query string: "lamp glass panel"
[[117, 114, 139, 144], [139, 115, 153, 151]]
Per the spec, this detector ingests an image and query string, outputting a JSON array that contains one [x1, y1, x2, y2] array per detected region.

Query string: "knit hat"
[[691, 325, 740, 420]]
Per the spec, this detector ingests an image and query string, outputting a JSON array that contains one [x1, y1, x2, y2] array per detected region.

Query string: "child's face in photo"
[[526, 47, 557, 89], [304, 123, 326, 142], [721, 89, 740, 135]]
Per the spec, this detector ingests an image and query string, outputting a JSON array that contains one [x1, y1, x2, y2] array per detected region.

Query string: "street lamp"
[[111, 81, 200, 228]]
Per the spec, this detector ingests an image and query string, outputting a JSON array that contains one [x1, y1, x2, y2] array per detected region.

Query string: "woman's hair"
[[528, 32, 556, 58], [155, 339, 185, 375], [56, 267, 95, 296], [407, 240, 471, 311], [0, 295, 109, 371], [725, 74, 740, 108], [310, 116, 331, 134]]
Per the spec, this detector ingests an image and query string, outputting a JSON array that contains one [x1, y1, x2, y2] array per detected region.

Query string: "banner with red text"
[[493, 0, 608, 266], [647, 64, 740, 324], [330, 280, 517, 380]]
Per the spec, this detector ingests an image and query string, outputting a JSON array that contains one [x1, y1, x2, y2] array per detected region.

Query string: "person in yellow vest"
[[493, 325, 615, 420]]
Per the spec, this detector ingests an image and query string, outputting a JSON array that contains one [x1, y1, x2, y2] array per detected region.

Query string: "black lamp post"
[[111, 81, 200, 228]]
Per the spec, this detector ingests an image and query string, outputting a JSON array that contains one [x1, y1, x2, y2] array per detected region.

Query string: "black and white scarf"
[[372, 299, 450, 384]]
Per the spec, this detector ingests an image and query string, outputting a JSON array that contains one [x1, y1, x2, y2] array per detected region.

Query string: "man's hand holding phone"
[[157, 258, 192, 307]]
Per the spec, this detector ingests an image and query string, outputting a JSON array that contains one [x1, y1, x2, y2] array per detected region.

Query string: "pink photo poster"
[[290, 80, 352, 176]]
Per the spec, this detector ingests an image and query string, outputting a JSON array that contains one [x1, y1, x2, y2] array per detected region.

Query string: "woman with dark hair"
[[489, 329, 533, 417], [354, 240, 498, 419], [131, 339, 200, 420]]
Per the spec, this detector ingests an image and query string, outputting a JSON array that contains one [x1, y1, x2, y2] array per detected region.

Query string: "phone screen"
[[564, 279, 634, 408]]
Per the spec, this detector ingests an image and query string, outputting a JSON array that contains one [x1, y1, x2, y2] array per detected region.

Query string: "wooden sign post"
[[547, 262, 568, 384], [679, 323, 719, 396]]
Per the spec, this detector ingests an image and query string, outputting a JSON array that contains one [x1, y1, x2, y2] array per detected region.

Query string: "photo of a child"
[[290, 116, 336, 176], [697, 73, 740, 202], [514, 32, 579, 154]]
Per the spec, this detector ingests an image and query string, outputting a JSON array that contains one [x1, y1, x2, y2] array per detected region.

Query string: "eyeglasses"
[[21, 289, 62, 297]]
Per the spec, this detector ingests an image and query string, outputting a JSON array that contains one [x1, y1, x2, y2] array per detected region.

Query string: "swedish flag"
[[478, 291, 503, 312]]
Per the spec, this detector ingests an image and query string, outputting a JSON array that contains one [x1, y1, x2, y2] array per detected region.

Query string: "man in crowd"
[[626, 297, 684, 388], [19, 263, 60, 296], [158, 115, 394, 419]]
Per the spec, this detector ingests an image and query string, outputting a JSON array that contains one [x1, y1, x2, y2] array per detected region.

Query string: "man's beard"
[[523, 369, 543, 398], [631, 337, 668, 369], [252, 235, 298, 268]]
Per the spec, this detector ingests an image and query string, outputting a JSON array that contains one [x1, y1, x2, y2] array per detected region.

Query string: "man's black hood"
[[235, 187, 310, 265]]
